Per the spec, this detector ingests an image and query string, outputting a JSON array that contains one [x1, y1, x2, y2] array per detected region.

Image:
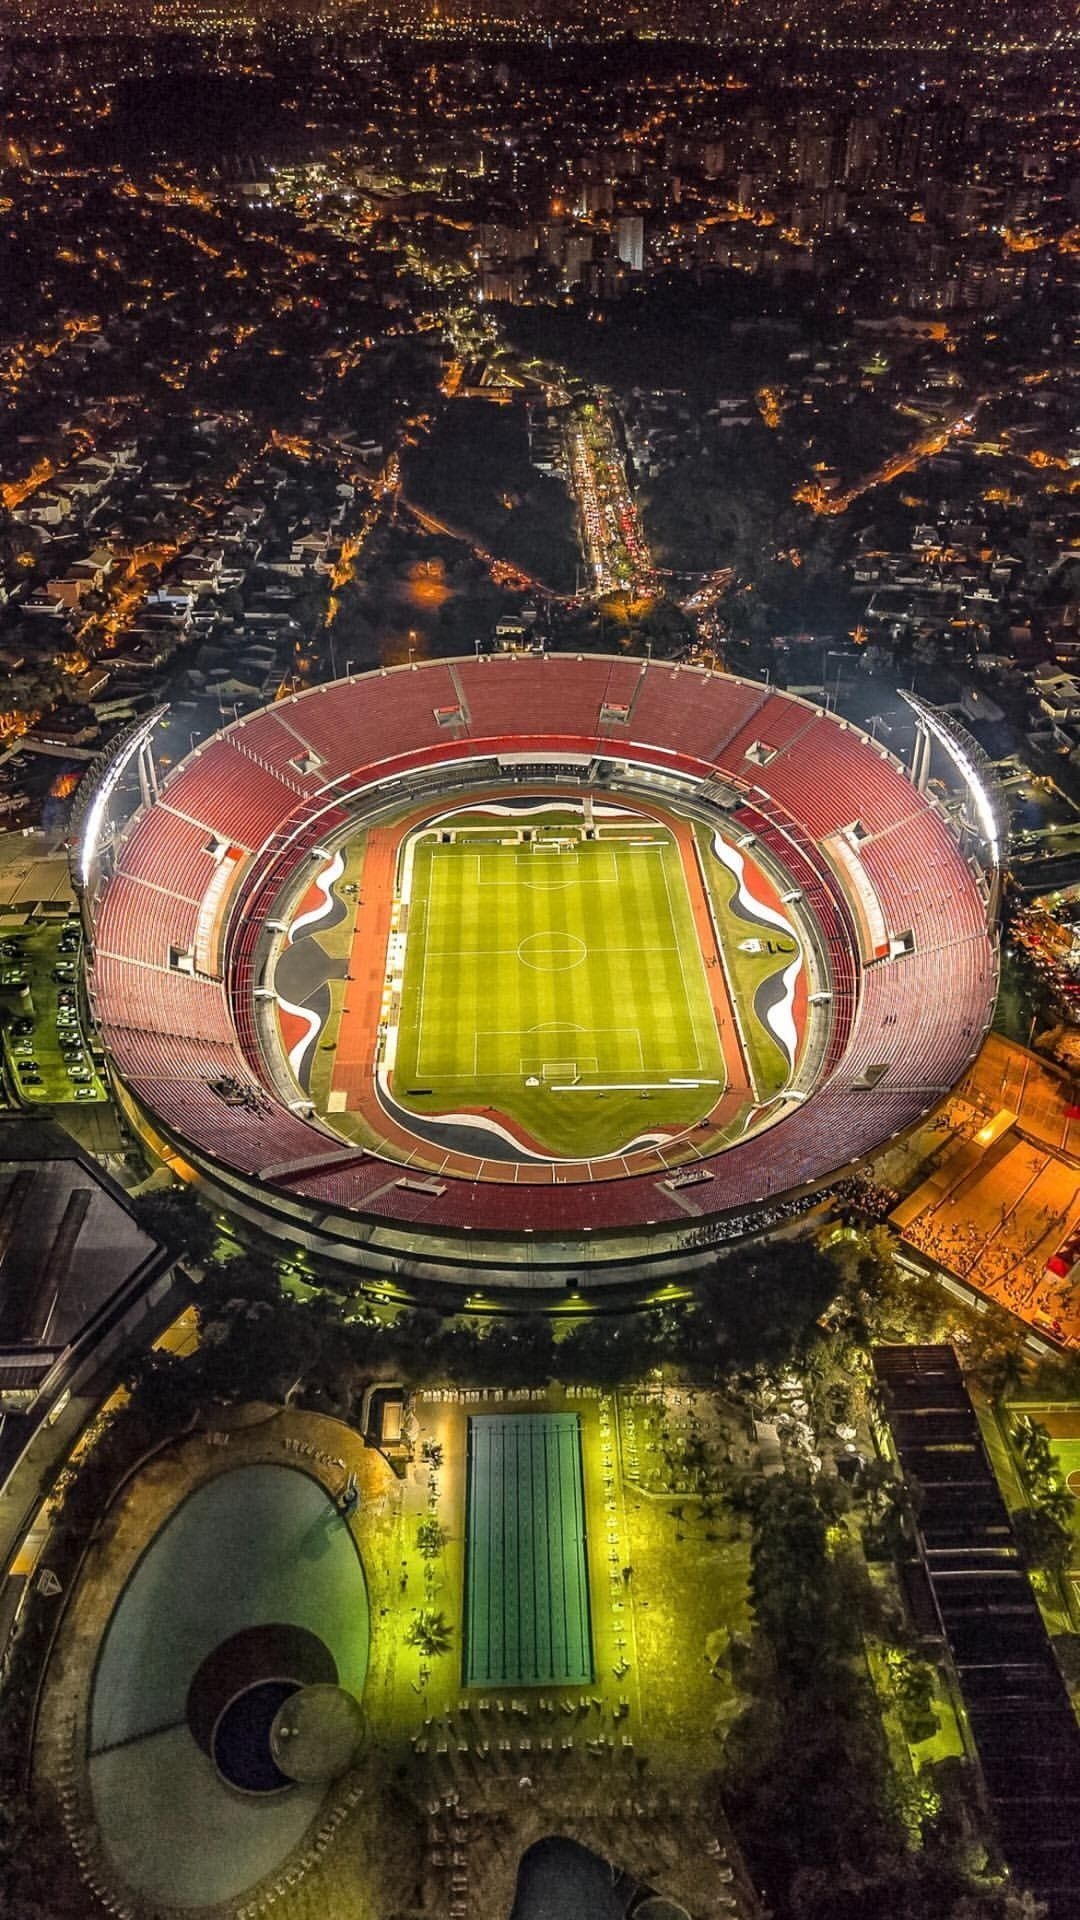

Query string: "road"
[[563, 398, 653, 598]]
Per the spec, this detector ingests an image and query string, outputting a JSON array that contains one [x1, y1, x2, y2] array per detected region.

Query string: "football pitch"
[[391, 830, 724, 1158]]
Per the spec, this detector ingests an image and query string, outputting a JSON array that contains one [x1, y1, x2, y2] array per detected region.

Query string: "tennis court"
[[464, 1413, 593, 1689]]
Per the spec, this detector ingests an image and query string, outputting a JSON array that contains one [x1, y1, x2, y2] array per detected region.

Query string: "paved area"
[[881, 1033, 1080, 1347], [0, 829, 72, 911]]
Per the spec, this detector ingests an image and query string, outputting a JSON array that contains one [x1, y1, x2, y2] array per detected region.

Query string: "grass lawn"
[[695, 825, 796, 1103], [391, 827, 724, 1158], [1048, 1438, 1080, 1547]]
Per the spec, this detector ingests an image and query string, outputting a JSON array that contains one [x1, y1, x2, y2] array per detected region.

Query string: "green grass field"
[[392, 829, 724, 1158], [1047, 1438, 1080, 1553], [695, 825, 799, 1103]]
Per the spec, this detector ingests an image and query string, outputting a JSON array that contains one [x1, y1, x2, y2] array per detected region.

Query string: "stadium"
[[76, 654, 999, 1293]]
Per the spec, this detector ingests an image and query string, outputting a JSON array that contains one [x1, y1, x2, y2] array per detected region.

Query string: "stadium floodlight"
[[78, 710, 163, 888], [899, 691, 1002, 865]]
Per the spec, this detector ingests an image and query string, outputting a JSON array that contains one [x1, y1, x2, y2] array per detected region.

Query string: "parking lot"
[[0, 913, 107, 1108]]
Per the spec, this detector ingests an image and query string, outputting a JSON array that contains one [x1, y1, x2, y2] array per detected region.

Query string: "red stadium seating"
[[273, 667, 460, 781], [740, 717, 916, 840], [716, 690, 821, 772], [221, 708, 330, 789], [91, 952, 235, 1043], [88, 657, 997, 1243], [95, 873, 200, 971], [459, 653, 614, 744], [115, 805, 220, 903], [627, 665, 758, 763], [162, 739, 313, 851]]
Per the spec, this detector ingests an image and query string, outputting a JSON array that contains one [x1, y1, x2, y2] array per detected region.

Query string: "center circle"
[[517, 931, 587, 973]]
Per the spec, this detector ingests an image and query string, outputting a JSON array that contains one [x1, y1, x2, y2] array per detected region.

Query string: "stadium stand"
[[597, 655, 648, 728], [114, 805, 220, 903], [623, 663, 749, 762], [747, 717, 911, 840], [714, 688, 821, 770], [91, 955, 235, 1044], [275, 668, 459, 777], [84, 657, 997, 1266], [461, 653, 612, 743], [222, 707, 330, 788], [94, 873, 200, 970], [162, 741, 312, 851]]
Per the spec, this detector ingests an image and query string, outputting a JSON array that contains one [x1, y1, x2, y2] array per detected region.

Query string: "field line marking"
[[660, 834, 711, 1074], [414, 849, 434, 1078], [654, 836, 704, 1073]]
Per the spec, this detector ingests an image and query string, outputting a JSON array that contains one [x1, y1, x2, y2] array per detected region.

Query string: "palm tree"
[[405, 1609, 453, 1658], [988, 1345, 1026, 1404], [1012, 1414, 1053, 1482], [1037, 1483, 1074, 1533]]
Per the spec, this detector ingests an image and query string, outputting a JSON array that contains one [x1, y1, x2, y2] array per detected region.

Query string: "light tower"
[[899, 689, 1007, 927]]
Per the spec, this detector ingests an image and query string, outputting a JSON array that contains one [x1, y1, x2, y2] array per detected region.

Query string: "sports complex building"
[[75, 654, 1000, 1292]]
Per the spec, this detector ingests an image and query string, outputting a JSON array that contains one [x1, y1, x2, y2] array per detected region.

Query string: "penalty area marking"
[[549, 1077, 722, 1093], [473, 1026, 645, 1079], [464, 844, 647, 890]]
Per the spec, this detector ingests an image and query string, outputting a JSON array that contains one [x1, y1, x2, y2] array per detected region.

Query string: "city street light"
[[822, 648, 847, 711]]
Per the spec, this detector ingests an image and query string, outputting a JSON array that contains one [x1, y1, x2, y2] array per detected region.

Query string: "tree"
[[1035, 1482, 1074, 1533], [747, 1475, 858, 1683], [123, 1349, 204, 1433], [1011, 1414, 1053, 1483], [789, 1860, 1044, 1920], [888, 1651, 938, 1747], [132, 1184, 217, 1268], [1051, 1632, 1080, 1689], [558, 1313, 659, 1385], [693, 1240, 839, 1372], [1012, 1504, 1072, 1578], [977, 1345, 1026, 1406], [416, 1515, 448, 1558], [404, 1609, 453, 1658]]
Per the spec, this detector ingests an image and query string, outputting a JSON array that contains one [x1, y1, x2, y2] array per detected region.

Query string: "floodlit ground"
[[882, 1033, 1080, 1349], [392, 825, 725, 1157], [280, 792, 816, 1178]]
